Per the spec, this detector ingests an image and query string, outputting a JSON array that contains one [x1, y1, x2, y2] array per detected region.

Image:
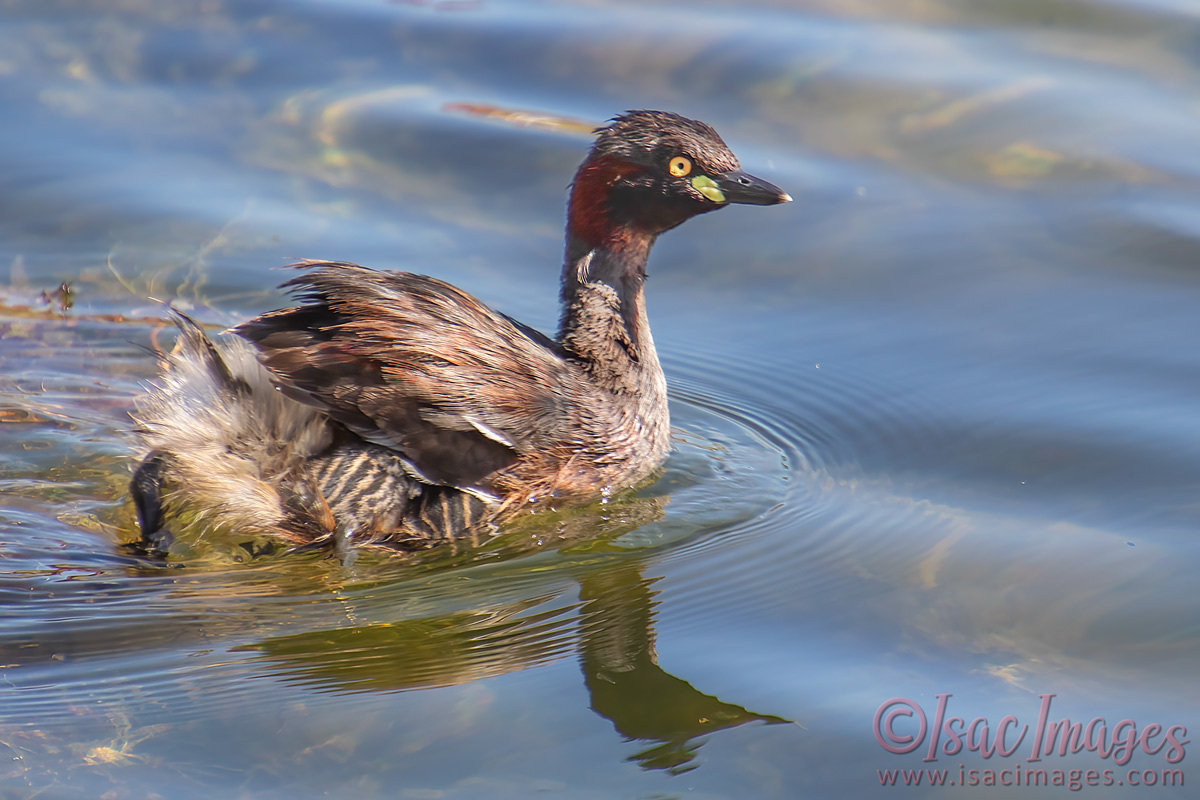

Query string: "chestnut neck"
[[557, 155, 663, 375]]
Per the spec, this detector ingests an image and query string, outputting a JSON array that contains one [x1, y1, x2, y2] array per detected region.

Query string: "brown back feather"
[[234, 262, 590, 492]]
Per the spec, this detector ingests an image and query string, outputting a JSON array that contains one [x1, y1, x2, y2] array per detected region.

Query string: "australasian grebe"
[[131, 110, 789, 552]]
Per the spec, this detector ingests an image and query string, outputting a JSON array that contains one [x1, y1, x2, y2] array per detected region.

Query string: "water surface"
[[1, 0, 1198, 797]]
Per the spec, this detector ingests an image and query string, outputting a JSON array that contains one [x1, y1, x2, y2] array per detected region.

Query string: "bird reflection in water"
[[237, 497, 788, 774]]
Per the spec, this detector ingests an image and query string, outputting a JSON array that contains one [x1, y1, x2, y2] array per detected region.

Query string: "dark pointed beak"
[[714, 169, 792, 205]]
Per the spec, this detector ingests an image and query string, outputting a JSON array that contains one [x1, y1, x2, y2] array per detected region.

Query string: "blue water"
[[1, 0, 1198, 797]]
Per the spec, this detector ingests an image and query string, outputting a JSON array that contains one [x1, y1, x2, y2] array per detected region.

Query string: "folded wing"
[[234, 261, 581, 492]]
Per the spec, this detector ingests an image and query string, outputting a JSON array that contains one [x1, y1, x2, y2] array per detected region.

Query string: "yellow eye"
[[668, 156, 692, 177]]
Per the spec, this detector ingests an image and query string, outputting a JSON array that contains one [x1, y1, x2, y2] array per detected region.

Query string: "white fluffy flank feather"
[[131, 312, 332, 537]]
